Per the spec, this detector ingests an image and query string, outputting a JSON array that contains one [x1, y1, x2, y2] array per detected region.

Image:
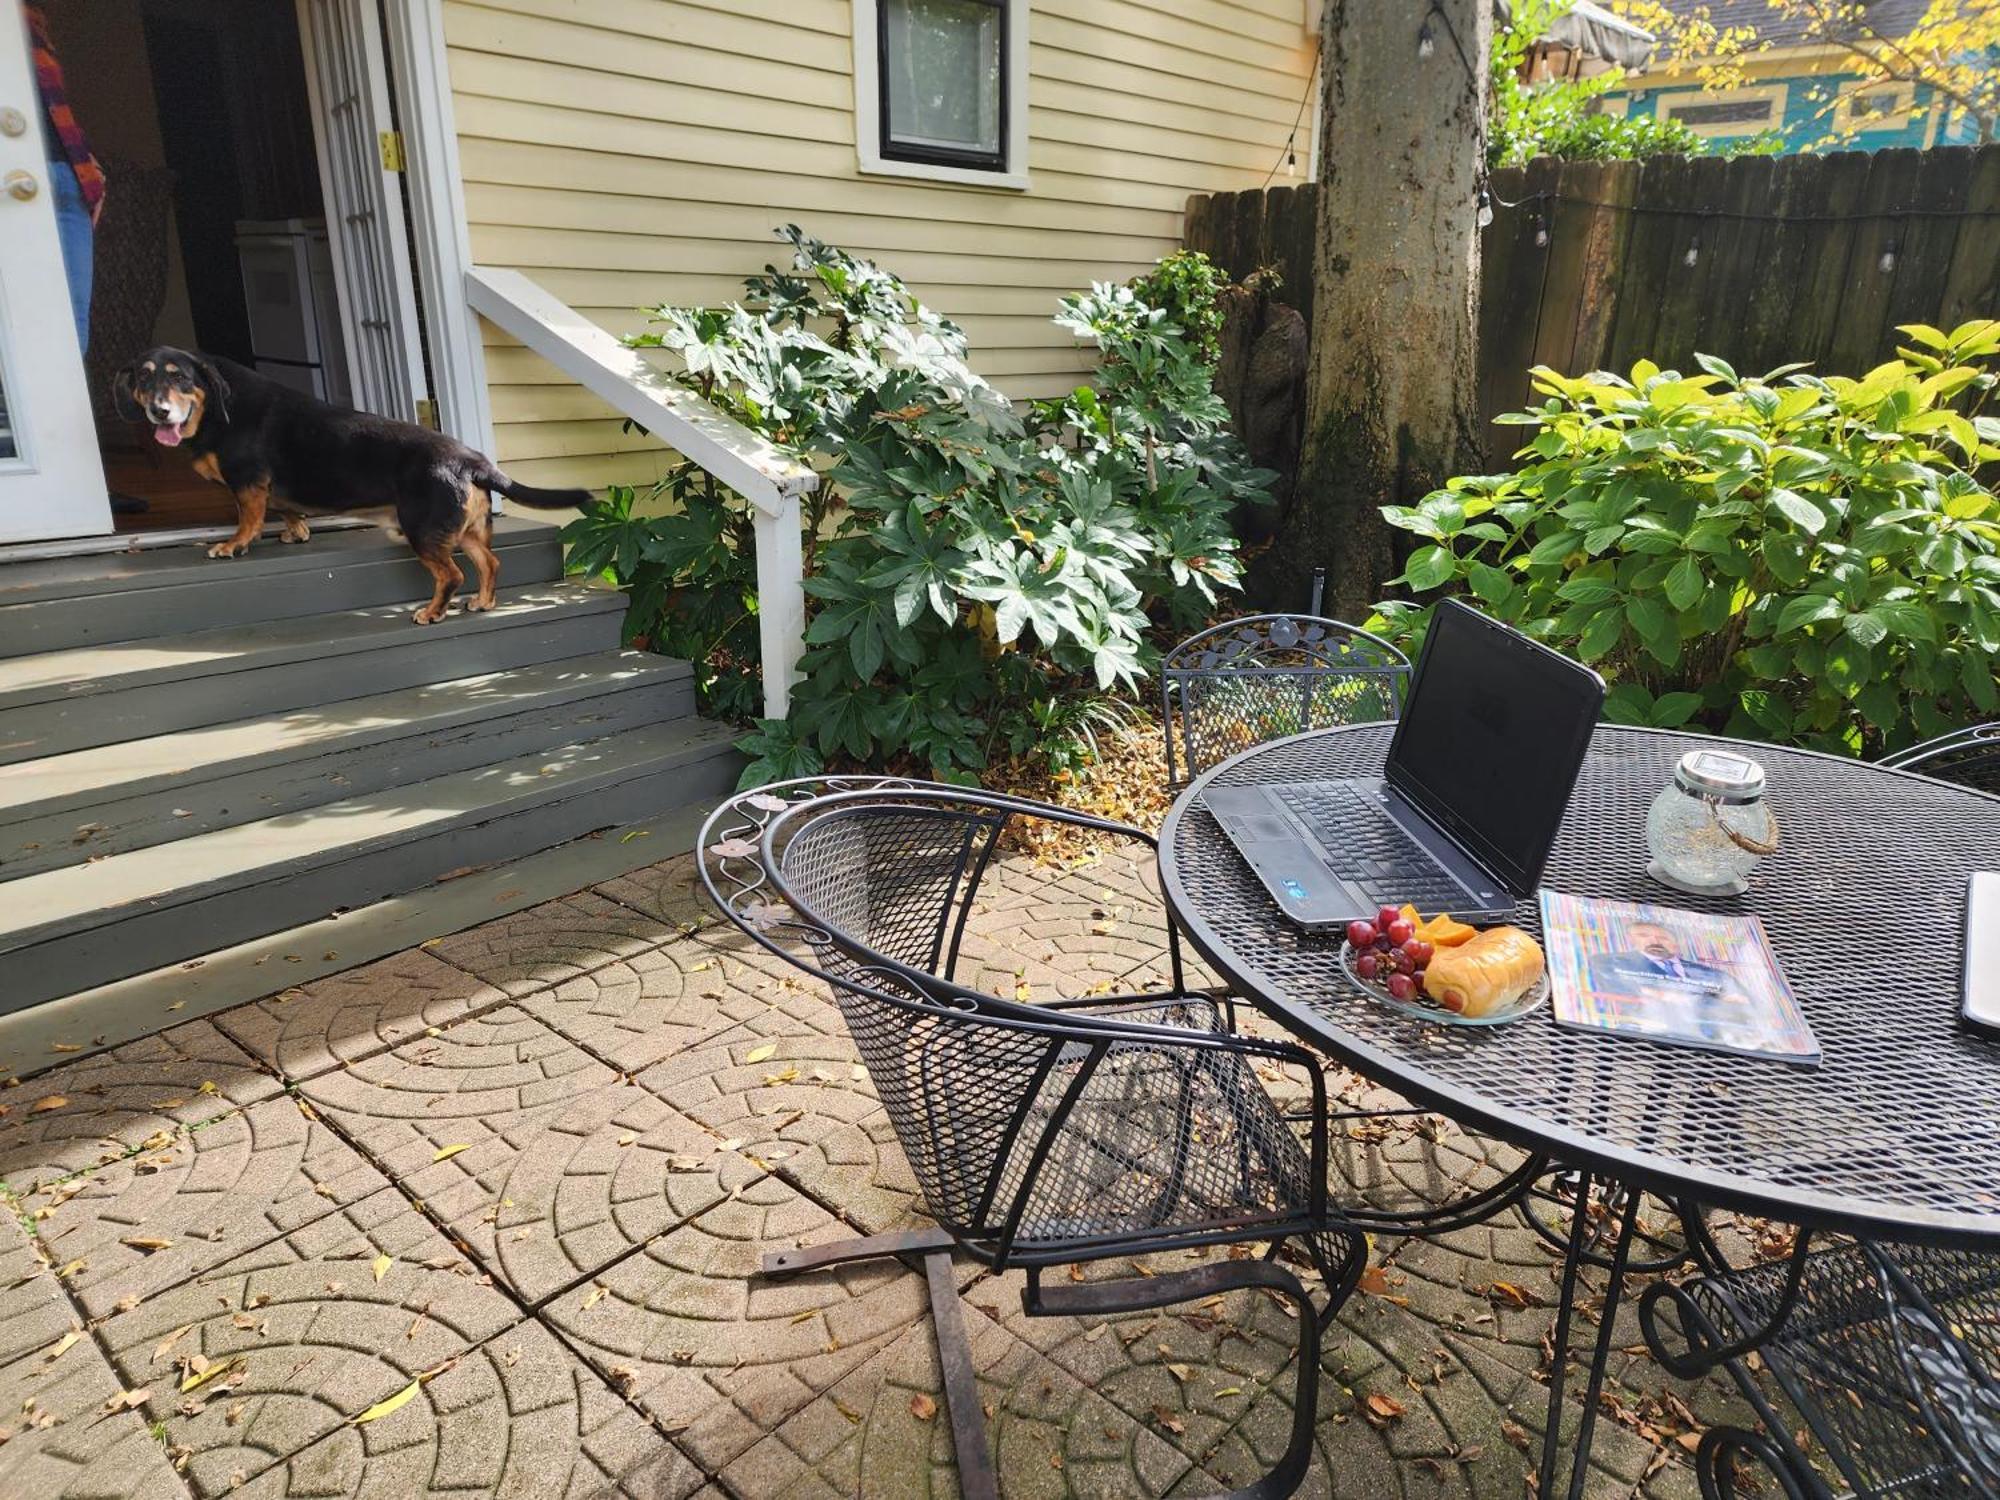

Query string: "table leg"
[[1535, 1171, 1645, 1500]]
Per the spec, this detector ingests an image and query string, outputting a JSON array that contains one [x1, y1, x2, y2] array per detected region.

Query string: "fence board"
[[1184, 144, 1999, 460], [1940, 149, 2000, 325]]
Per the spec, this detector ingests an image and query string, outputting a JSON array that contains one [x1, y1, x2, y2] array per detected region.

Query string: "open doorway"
[[33, 0, 429, 533]]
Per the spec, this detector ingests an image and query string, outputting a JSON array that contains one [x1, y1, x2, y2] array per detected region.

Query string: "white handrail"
[[465, 265, 814, 719]]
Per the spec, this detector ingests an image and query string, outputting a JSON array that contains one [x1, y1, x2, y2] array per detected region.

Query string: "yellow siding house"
[[440, 0, 1320, 493]]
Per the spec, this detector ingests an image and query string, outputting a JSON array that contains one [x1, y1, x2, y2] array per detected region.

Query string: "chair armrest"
[[1041, 994, 1230, 1033]]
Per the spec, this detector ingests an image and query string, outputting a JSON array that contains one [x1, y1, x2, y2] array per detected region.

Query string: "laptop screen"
[[1384, 601, 1605, 895]]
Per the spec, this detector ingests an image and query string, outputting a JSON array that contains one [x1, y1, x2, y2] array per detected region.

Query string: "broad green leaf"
[[1769, 489, 1827, 535], [1775, 593, 1842, 634], [1650, 691, 1703, 728], [1842, 610, 1888, 648], [1663, 555, 1705, 611]]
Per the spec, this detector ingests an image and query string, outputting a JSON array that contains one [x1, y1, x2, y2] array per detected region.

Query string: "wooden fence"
[[1185, 143, 2000, 447]]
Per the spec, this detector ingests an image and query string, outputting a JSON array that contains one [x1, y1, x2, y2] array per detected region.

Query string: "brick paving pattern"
[[0, 845, 1780, 1497]]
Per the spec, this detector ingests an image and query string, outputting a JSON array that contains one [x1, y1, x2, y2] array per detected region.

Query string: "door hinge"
[[415, 398, 438, 430], [378, 131, 405, 172]]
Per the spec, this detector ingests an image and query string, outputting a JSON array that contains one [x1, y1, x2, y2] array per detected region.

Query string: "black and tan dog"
[[113, 348, 590, 623]]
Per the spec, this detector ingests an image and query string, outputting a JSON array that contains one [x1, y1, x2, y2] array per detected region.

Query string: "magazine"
[[1538, 891, 1819, 1066]]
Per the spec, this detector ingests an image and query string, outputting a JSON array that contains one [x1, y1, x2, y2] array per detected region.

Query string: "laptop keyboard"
[[1269, 782, 1472, 913]]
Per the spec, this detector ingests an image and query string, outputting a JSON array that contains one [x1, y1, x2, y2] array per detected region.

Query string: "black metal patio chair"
[[700, 778, 1370, 1500], [1640, 1227, 2000, 1498], [1882, 724, 2000, 796], [1161, 615, 1410, 788]]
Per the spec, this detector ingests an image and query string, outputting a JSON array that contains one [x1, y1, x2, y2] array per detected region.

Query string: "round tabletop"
[[1159, 723, 2000, 1248]]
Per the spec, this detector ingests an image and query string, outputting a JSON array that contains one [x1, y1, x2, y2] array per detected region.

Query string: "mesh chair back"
[[702, 780, 1333, 1269], [1883, 724, 2000, 796], [1162, 614, 1410, 785]]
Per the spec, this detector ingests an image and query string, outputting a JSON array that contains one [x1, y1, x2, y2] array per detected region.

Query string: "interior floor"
[[102, 444, 237, 530]]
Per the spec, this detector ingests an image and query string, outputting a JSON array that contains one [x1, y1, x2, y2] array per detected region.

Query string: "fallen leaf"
[[909, 1393, 938, 1422], [225, 1401, 246, 1427], [431, 1144, 471, 1163], [1215, 1386, 1243, 1398], [104, 1388, 150, 1413], [122, 1237, 174, 1253], [48, 1044, 84, 1054], [29, 1096, 67, 1114], [372, 1255, 393, 1283], [196, 1081, 219, 1097], [181, 1358, 245, 1394], [151, 1326, 195, 1364], [1166, 1362, 1192, 1383], [41, 1331, 80, 1362], [55, 1258, 87, 1279], [352, 1380, 420, 1426], [1151, 1404, 1186, 1434], [581, 1285, 610, 1311], [743, 1043, 777, 1064], [1365, 1393, 1406, 1424]]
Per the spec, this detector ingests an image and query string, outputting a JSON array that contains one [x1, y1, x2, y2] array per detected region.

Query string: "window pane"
[[884, 0, 1001, 159]]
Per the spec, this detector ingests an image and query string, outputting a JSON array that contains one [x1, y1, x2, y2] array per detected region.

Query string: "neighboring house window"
[[1836, 81, 1916, 132], [1658, 84, 1787, 137], [853, 0, 1030, 189]]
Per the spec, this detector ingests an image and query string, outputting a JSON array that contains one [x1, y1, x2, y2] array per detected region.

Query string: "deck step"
[[0, 718, 743, 1014], [0, 582, 626, 764], [0, 519, 565, 657], [0, 652, 693, 876]]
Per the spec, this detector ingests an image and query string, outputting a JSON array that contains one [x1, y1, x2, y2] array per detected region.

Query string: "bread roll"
[[1422, 926, 1544, 1017]]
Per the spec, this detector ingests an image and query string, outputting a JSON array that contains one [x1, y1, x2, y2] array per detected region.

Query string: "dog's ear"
[[110, 359, 145, 423], [194, 356, 231, 425]]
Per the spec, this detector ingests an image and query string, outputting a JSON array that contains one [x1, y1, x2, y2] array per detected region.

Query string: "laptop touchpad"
[[1242, 816, 1293, 842]]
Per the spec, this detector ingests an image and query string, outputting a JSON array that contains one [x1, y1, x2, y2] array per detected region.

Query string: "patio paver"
[[0, 844, 1789, 1497], [0, 1020, 278, 1190]]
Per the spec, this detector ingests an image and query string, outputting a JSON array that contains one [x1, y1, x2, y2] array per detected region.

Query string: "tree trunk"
[[1255, 0, 1490, 620]]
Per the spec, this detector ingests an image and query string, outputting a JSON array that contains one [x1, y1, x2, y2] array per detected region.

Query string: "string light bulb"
[[1417, 18, 1436, 58], [1534, 208, 1549, 247], [1684, 235, 1700, 268], [1878, 240, 1897, 274], [1285, 143, 1298, 175], [1476, 184, 1494, 228]]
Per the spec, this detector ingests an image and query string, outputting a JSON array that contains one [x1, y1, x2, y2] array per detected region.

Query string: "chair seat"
[[1686, 1243, 2000, 1497]]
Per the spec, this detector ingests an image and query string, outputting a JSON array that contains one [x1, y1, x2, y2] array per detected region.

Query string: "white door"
[[297, 0, 428, 422], [0, 9, 112, 544]]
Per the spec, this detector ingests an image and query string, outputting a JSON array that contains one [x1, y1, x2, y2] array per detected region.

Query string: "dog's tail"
[[479, 467, 595, 511]]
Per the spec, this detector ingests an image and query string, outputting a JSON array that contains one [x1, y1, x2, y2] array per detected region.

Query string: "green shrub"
[[1376, 320, 2000, 757], [559, 227, 1271, 786]]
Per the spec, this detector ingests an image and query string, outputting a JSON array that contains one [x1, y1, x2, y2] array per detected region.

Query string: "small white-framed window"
[[1657, 83, 1787, 137], [853, 0, 1030, 190]]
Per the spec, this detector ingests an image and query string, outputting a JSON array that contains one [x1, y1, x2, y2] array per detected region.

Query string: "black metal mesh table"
[[1161, 722, 2000, 1249], [1161, 723, 2000, 1497]]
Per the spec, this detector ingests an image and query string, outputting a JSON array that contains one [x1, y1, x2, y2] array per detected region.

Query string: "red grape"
[[1391, 948, 1416, 975], [1347, 920, 1377, 949], [1412, 967, 1428, 990], [1356, 951, 1381, 979], [1386, 917, 1416, 946], [1403, 938, 1434, 967], [1386, 973, 1417, 1001], [1375, 905, 1402, 932]]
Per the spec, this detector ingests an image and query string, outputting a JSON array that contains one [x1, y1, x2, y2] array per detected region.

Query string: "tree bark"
[[1255, 0, 1491, 620]]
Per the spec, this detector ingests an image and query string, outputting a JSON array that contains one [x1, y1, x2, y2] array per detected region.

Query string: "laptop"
[[1205, 600, 1606, 929]]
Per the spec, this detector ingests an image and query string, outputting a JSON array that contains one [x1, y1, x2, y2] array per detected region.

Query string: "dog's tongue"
[[153, 424, 183, 448]]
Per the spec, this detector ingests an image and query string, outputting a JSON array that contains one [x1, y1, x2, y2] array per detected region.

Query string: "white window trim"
[[1656, 82, 1788, 138], [852, 0, 1031, 191]]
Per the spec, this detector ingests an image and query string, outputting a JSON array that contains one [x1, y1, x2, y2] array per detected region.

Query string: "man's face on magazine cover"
[[1629, 923, 1679, 961]]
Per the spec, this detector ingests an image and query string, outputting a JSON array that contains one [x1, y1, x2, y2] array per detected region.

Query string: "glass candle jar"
[[1645, 749, 1779, 896]]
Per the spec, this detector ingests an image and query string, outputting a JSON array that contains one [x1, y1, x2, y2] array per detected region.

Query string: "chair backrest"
[[699, 779, 1318, 1265], [1882, 724, 2000, 796], [1161, 613, 1410, 785]]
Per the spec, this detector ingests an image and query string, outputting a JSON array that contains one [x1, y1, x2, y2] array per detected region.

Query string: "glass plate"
[[1338, 941, 1547, 1027]]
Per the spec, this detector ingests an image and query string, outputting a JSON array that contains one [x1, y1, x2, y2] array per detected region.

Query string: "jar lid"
[[1674, 749, 1766, 803]]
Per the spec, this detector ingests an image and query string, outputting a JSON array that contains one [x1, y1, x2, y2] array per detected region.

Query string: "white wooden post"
[[753, 494, 807, 721]]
